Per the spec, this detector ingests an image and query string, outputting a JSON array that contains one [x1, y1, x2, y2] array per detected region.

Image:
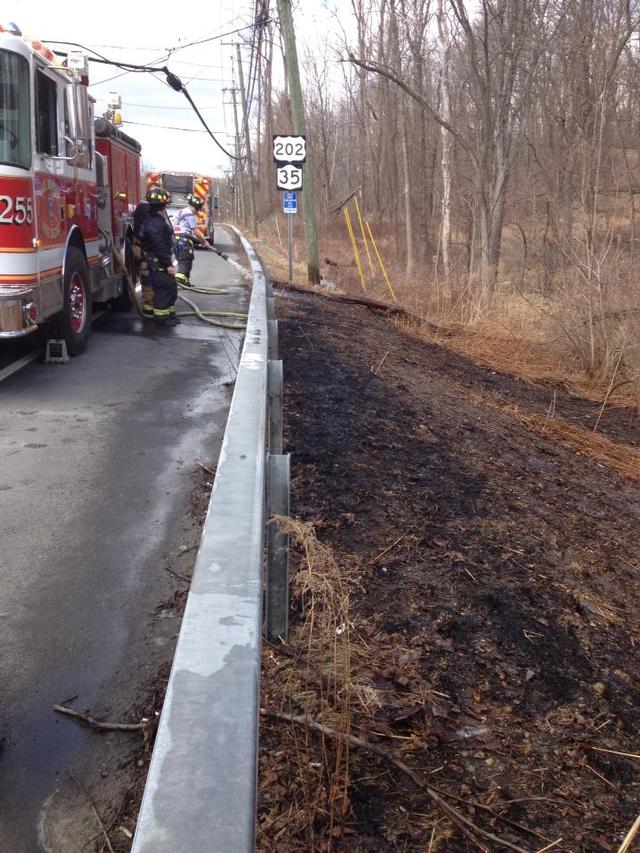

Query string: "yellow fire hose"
[[176, 290, 247, 330], [177, 282, 229, 295], [112, 245, 145, 318]]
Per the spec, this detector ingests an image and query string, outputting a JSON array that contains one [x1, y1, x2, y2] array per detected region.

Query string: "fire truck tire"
[[111, 237, 135, 311], [59, 248, 92, 355]]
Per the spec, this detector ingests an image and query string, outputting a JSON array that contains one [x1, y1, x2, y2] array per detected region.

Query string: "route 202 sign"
[[276, 164, 303, 192], [273, 135, 306, 164]]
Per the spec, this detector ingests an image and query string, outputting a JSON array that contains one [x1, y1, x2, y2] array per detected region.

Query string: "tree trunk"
[[276, 0, 321, 284], [401, 104, 414, 277], [437, 0, 452, 281]]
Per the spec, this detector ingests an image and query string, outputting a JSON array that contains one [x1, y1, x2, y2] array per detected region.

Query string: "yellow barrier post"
[[354, 195, 375, 279], [366, 221, 396, 302], [343, 206, 367, 292]]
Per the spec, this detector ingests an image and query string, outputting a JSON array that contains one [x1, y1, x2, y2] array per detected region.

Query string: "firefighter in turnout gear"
[[132, 199, 153, 317], [138, 187, 180, 325], [133, 192, 176, 317], [174, 193, 213, 287]]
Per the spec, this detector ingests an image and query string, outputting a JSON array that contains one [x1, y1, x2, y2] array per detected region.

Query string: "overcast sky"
[[3, 0, 347, 175]]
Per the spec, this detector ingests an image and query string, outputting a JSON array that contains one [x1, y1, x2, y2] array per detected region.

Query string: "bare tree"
[[437, 0, 452, 280]]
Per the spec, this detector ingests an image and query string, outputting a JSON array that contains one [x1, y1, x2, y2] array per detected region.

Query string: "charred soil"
[[258, 290, 640, 852]]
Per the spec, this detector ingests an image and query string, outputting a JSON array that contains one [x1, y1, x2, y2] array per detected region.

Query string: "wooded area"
[[234, 0, 640, 398]]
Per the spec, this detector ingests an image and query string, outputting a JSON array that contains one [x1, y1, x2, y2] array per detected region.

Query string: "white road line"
[[0, 350, 40, 382], [0, 310, 109, 383]]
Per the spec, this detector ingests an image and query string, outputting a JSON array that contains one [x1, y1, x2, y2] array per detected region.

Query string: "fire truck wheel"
[[60, 248, 92, 355]]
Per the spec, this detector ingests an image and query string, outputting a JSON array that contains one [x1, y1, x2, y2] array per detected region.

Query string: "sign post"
[[274, 135, 306, 285], [283, 192, 298, 284], [288, 213, 292, 284]]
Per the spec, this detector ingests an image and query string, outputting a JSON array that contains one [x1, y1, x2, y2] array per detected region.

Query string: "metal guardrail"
[[131, 229, 289, 853]]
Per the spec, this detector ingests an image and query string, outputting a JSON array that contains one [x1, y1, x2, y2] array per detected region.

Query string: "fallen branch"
[[372, 350, 390, 376], [443, 790, 550, 843], [53, 704, 154, 732], [328, 185, 362, 216], [366, 534, 408, 566], [196, 460, 216, 477], [617, 815, 640, 853], [164, 566, 191, 583], [261, 707, 531, 852], [586, 745, 640, 761], [271, 279, 412, 319], [593, 348, 624, 434], [535, 840, 563, 853]]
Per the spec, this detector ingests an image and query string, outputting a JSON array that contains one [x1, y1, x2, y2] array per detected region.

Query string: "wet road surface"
[[0, 229, 248, 851]]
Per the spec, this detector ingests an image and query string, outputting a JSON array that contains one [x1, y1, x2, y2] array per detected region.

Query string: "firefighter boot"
[[154, 304, 181, 326], [154, 314, 181, 326], [175, 272, 191, 287]]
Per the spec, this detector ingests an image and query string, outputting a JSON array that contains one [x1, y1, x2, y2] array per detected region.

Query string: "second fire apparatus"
[[144, 171, 216, 243], [0, 24, 141, 354]]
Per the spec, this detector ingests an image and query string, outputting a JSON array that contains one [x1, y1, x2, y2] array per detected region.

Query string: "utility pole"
[[275, 0, 321, 284], [236, 44, 259, 236], [224, 83, 245, 224]]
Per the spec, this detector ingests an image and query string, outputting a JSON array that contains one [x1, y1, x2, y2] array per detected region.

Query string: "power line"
[[43, 22, 259, 63], [93, 99, 220, 110], [141, 59, 229, 69], [68, 15, 245, 92], [47, 44, 243, 161], [48, 45, 167, 73], [44, 7, 272, 165], [91, 75, 229, 86], [43, 18, 255, 87], [122, 119, 233, 134], [180, 85, 243, 159], [246, 1, 267, 125], [169, 22, 260, 53]]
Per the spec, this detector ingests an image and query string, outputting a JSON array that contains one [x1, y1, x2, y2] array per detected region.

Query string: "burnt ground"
[[258, 290, 640, 852]]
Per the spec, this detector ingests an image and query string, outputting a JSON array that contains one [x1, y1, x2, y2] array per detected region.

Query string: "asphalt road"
[[0, 228, 248, 851]]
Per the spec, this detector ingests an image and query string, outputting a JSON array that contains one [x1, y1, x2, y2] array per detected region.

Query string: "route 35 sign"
[[276, 163, 303, 191], [272, 134, 306, 164]]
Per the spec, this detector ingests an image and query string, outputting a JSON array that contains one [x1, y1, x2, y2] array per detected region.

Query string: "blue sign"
[[283, 191, 298, 214]]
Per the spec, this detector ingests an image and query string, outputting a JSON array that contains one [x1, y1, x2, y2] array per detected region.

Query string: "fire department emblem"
[[40, 178, 62, 241]]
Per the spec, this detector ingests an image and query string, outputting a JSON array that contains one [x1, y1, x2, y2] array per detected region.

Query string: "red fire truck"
[[0, 24, 141, 354]]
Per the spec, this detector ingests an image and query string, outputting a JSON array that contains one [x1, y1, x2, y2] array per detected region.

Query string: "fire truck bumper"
[[0, 286, 38, 338]]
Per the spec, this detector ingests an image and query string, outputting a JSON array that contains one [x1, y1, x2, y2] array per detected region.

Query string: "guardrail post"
[[266, 295, 276, 320], [268, 319, 278, 360], [268, 360, 283, 455], [266, 453, 290, 641]]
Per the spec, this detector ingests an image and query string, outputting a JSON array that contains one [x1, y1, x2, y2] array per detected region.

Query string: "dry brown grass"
[[514, 407, 640, 482], [258, 519, 453, 850], [243, 215, 640, 412], [258, 519, 360, 849], [452, 382, 640, 483]]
